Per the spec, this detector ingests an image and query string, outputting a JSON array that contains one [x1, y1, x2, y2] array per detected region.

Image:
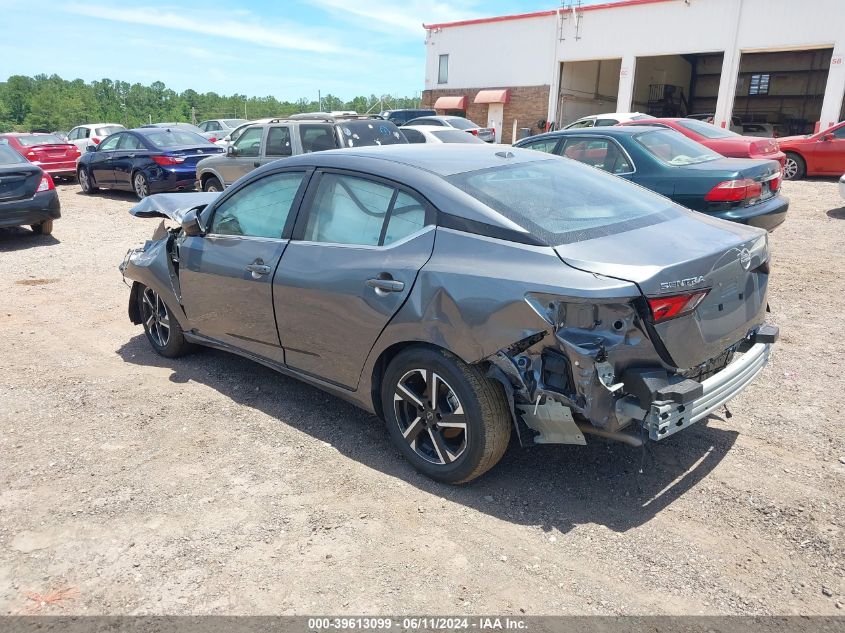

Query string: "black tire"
[[78, 167, 98, 193], [137, 284, 192, 358], [203, 176, 223, 192], [382, 346, 511, 484], [31, 219, 53, 235], [133, 171, 150, 199], [783, 152, 805, 181]]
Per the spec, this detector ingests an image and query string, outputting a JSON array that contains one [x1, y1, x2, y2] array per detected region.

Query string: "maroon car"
[[0, 133, 80, 179]]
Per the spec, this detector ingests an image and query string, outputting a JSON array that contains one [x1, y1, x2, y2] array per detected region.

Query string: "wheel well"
[[200, 172, 215, 185], [370, 341, 456, 421], [128, 281, 142, 325]]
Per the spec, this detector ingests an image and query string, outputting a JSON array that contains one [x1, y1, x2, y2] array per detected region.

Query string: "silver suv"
[[196, 115, 407, 191]]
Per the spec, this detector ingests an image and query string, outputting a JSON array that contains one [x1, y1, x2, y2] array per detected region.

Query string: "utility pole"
[[318, 90, 322, 112]]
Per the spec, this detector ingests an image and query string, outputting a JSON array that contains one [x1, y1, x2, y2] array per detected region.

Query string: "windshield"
[[636, 129, 721, 166], [446, 159, 678, 244], [96, 125, 124, 137], [0, 144, 25, 164], [446, 118, 478, 131], [338, 121, 407, 147], [223, 119, 247, 127], [431, 129, 484, 144], [676, 119, 738, 139], [143, 130, 210, 148], [15, 134, 66, 146]]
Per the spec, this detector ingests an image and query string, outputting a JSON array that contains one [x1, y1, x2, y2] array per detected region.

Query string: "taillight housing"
[[208, 137, 217, 143], [768, 174, 781, 191], [36, 174, 55, 192], [468, 129, 479, 136], [704, 178, 762, 203], [91, 137, 101, 145], [648, 290, 709, 323], [26, 151, 37, 159], [152, 155, 186, 166]]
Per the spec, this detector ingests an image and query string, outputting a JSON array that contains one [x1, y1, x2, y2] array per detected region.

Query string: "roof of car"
[[266, 144, 550, 177], [529, 126, 667, 139]]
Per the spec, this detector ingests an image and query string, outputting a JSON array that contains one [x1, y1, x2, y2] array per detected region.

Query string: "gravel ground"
[[0, 180, 843, 615]]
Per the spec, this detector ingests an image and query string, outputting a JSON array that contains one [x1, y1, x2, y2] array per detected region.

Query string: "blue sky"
[[0, 0, 614, 101]]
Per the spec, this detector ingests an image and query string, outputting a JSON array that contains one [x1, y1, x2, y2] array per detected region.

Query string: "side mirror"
[[822, 133, 834, 142], [86, 144, 97, 152], [181, 208, 205, 237], [226, 145, 238, 157]]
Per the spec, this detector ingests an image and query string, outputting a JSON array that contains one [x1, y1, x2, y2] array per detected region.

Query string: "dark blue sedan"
[[514, 126, 787, 231], [77, 127, 223, 199]]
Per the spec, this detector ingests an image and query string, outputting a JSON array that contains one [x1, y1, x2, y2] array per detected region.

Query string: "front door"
[[218, 125, 264, 186], [274, 170, 434, 389], [112, 133, 148, 188], [178, 169, 309, 363], [88, 133, 121, 186], [813, 124, 845, 174]]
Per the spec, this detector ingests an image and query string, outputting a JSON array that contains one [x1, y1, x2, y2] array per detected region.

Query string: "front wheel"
[[783, 152, 805, 180], [137, 284, 192, 358], [382, 347, 511, 484], [133, 171, 150, 199], [203, 176, 223, 192]]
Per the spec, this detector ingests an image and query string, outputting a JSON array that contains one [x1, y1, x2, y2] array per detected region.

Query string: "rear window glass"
[[635, 129, 721, 165], [676, 119, 737, 139], [143, 130, 210, 148], [0, 144, 25, 164], [223, 119, 247, 127], [338, 121, 407, 147], [95, 125, 124, 137], [445, 118, 477, 131], [431, 129, 484, 143], [446, 159, 678, 245], [15, 134, 66, 146]]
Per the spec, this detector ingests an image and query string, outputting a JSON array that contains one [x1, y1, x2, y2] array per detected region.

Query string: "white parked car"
[[563, 112, 653, 129], [839, 173, 845, 201], [197, 118, 247, 143], [66, 123, 125, 152], [400, 125, 486, 145], [212, 118, 279, 147]]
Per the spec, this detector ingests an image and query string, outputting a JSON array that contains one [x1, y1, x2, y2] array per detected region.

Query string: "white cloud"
[[306, 0, 482, 35], [63, 3, 350, 54]]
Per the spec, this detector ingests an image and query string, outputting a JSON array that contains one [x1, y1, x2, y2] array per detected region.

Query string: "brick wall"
[[422, 85, 550, 144]]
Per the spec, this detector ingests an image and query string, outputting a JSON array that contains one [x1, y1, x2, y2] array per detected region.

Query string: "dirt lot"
[[0, 180, 843, 616]]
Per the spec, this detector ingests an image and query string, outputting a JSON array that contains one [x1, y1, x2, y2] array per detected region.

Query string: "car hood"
[[130, 192, 220, 222]]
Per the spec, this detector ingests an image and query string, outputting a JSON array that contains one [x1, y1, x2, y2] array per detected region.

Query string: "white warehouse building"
[[422, 0, 845, 143]]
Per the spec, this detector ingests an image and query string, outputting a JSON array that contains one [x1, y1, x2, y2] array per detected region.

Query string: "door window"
[[299, 124, 338, 153], [560, 138, 633, 174], [567, 119, 595, 129], [117, 134, 144, 150], [266, 126, 292, 157], [521, 138, 559, 153], [303, 174, 426, 246], [233, 126, 263, 157], [402, 128, 426, 144], [98, 135, 121, 151], [210, 172, 305, 238], [831, 125, 845, 139], [68, 128, 80, 140]]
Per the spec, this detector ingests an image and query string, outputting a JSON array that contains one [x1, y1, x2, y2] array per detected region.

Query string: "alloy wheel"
[[79, 169, 89, 192], [783, 157, 798, 180], [393, 368, 467, 465], [141, 287, 171, 347], [134, 173, 148, 198]]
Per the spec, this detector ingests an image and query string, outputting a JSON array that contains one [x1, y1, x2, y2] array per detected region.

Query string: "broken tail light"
[[36, 174, 55, 192], [704, 178, 762, 203], [648, 290, 709, 323]]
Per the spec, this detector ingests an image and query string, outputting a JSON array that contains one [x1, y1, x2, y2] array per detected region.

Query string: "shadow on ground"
[[72, 188, 138, 202], [826, 206, 845, 219], [0, 226, 59, 251], [117, 334, 737, 535]]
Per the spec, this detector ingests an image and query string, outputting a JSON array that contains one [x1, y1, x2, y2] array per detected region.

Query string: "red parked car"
[[777, 121, 845, 180], [0, 133, 80, 179], [621, 118, 785, 168]]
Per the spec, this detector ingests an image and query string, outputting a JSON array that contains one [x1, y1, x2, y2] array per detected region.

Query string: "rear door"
[[273, 170, 434, 388], [88, 133, 121, 185], [178, 169, 310, 363]]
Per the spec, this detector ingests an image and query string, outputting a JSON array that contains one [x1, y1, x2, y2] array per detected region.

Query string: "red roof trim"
[[423, 0, 676, 30]]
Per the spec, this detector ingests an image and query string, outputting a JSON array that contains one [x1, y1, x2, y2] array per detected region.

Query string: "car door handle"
[[366, 277, 405, 292], [246, 263, 272, 277]]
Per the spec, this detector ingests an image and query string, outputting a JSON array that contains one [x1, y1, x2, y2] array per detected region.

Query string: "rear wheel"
[[382, 347, 511, 484], [203, 176, 223, 192], [133, 171, 150, 199], [78, 167, 98, 193], [783, 152, 805, 180], [31, 219, 53, 235], [137, 284, 192, 358]]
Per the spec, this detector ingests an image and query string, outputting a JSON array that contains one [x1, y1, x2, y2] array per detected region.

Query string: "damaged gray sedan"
[[121, 145, 778, 483]]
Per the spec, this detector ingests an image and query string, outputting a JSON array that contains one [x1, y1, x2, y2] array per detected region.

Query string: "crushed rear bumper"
[[616, 325, 778, 440]]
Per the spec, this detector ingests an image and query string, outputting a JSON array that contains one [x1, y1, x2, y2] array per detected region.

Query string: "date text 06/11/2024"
[[307, 617, 528, 630]]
